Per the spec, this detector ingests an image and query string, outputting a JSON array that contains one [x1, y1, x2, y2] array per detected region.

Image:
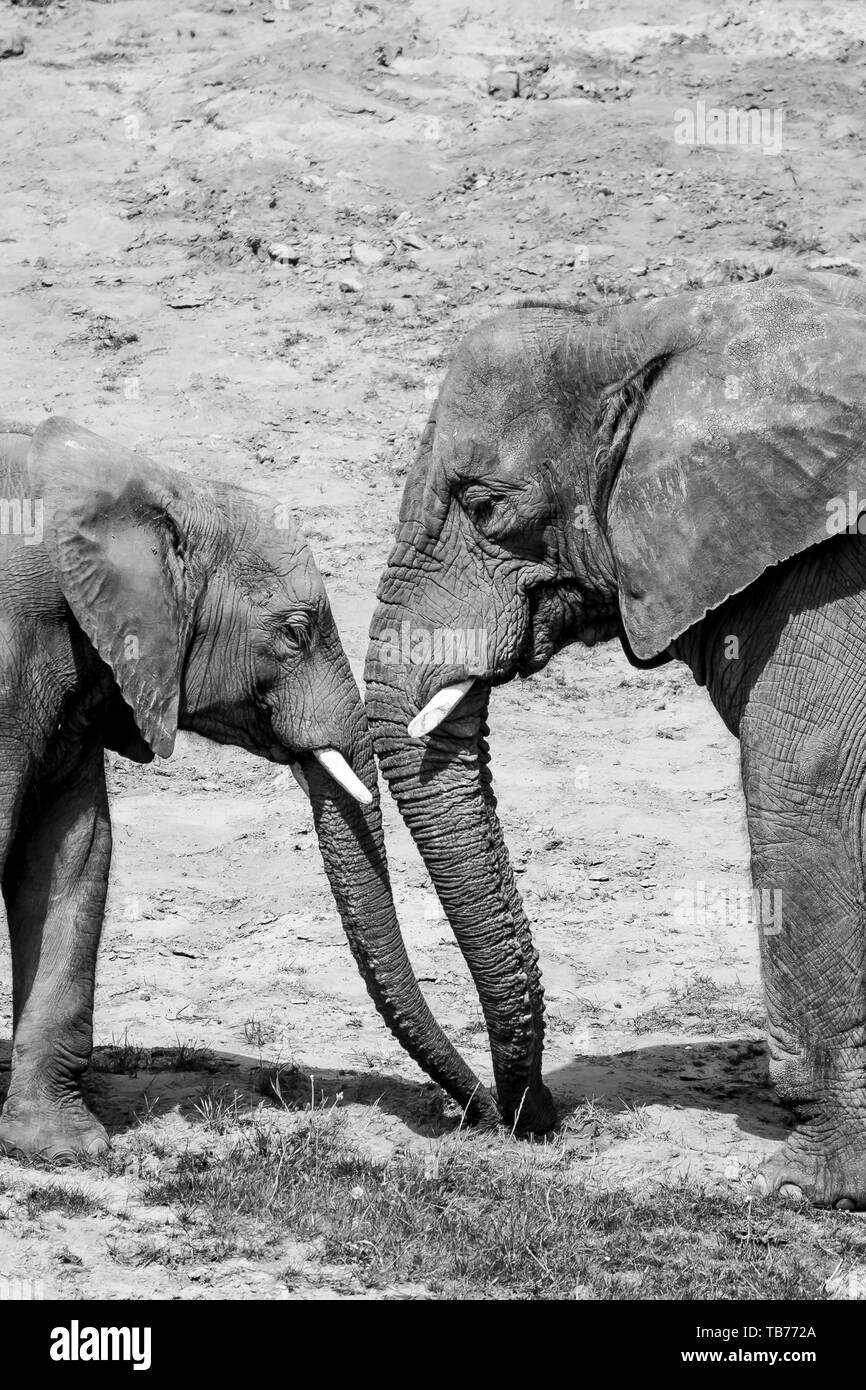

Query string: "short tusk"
[[408, 679, 475, 739], [312, 748, 373, 805], [289, 762, 310, 797]]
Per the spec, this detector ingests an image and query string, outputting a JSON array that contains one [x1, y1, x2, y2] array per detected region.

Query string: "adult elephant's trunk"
[[365, 676, 555, 1133], [300, 723, 499, 1128]]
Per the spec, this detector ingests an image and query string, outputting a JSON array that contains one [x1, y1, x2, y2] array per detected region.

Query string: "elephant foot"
[[0, 1100, 108, 1165], [753, 1132, 866, 1211], [505, 1082, 558, 1137]]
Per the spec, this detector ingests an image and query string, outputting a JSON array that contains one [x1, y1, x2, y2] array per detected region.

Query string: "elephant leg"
[[737, 628, 866, 1208], [0, 749, 112, 1162]]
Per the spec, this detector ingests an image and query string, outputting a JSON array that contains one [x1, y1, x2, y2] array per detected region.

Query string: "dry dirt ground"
[[1, 0, 865, 1299]]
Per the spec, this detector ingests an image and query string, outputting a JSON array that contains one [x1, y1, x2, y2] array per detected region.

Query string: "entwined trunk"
[[302, 717, 498, 1127], [365, 676, 555, 1132]]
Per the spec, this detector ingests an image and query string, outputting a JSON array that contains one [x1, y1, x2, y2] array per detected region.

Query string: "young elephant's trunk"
[[365, 676, 555, 1133], [301, 724, 499, 1128]]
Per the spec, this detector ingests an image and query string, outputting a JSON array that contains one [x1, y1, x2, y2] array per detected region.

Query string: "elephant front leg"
[[741, 718, 866, 1209], [0, 751, 112, 1162]]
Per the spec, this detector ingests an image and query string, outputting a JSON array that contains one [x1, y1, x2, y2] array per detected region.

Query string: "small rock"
[[338, 271, 363, 293], [165, 286, 213, 309], [587, 868, 610, 882], [488, 68, 520, 99], [268, 242, 300, 265], [808, 256, 860, 276], [351, 241, 383, 268], [0, 35, 25, 61]]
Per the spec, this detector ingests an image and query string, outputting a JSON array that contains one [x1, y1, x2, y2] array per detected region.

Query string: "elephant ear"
[[604, 274, 866, 659], [28, 417, 198, 757]]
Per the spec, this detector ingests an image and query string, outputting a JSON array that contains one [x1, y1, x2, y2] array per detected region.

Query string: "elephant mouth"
[[519, 581, 618, 674], [404, 596, 544, 737], [408, 582, 620, 735]]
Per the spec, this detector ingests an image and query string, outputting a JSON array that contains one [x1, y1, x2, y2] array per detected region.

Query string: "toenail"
[[778, 1182, 805, 1201]]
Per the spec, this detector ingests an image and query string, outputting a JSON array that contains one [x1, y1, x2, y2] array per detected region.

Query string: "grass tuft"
[[138, 1111, 841, 1298]]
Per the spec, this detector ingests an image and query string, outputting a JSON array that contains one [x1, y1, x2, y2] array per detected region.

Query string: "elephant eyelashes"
[[265, 608, 316, 653], [467, 496, 496, 528], [460, 487, 508, 535], [286, 624, 314, 653], [459, 486, 541, 545]]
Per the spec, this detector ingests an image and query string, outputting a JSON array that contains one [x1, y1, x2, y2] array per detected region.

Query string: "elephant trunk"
[[301, 724, 499, 1128], [365, 677, 555, 1133]]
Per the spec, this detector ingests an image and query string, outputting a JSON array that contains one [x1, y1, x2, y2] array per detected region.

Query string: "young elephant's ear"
[[603, 275, 866, 659], [28, 417, 198, 757]]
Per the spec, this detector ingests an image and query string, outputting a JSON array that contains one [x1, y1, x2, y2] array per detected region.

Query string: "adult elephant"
[[0, 416, 494, 1161], [365, 271, 866, 1209]]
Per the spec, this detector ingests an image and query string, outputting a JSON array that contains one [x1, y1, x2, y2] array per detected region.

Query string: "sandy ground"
[[0, 0, 864, 1297]]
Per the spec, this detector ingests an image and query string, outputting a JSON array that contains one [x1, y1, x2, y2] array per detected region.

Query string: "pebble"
[[488, 68, 520, 99], [351, 241, 383, 268], [0, 34, 24, 59], [808, 255, 860, 275], [268, 242, 300, 264], [338, 271, 363, 293]]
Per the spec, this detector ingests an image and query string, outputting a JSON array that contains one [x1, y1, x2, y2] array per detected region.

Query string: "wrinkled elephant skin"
[[366, 273, 866, 1203], [0, 417, 494, 1162]]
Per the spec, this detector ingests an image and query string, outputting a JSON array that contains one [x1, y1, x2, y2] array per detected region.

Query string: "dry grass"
[[633, 973, 764, 1036], [133, 1106, 860, 1299]]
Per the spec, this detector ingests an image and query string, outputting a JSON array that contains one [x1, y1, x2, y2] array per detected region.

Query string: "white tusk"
[[289, 762, 309, 797], [408, 679, 475, 739], [312, 748, 373, 805]]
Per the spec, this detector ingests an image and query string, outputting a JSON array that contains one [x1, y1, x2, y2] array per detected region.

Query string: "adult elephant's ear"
[[28, 417, 199, 757], [603, 274, 866, 659]]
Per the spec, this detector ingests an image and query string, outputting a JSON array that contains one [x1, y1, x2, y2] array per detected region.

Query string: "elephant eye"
[[459, 485, 518, 538], [460, 487, 499, 529], [284, 621, 313, 652], [275, 608, 315, 653]]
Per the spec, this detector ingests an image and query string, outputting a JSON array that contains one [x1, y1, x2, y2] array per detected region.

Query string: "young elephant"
[[0, 417, 495, 1162]]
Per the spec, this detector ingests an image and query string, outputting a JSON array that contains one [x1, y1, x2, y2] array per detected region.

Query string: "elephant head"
[[27, 416, 497, 1125], [365, 271, 866, 1130]]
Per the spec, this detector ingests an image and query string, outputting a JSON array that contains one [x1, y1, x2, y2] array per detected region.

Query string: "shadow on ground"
[[548, 1038, 790, 1140], [0, 1035, 790, 1145], [0, 1039, 456, 1141]]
